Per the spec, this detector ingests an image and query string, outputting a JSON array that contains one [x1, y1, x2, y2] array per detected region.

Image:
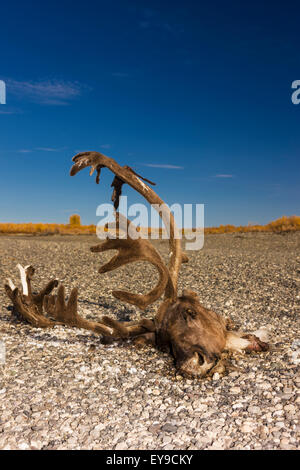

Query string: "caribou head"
[[4, 152, 269, 378]]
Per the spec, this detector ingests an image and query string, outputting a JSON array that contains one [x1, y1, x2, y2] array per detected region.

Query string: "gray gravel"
[[0, 232, 299, 450]]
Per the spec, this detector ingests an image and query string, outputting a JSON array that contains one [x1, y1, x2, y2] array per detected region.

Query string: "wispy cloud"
[[214, 174, 234, 178], [100, 144, 111, 149], [35, 147, 66, 152], [0, 107, 22, 115], [7, 79, 86, 105], [143, 163, 184, 170], [13, 147, 66, 154]]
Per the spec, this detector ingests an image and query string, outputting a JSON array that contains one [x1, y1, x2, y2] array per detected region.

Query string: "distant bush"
[[265, 215, 300, 232], [69, 214, 81, 226]]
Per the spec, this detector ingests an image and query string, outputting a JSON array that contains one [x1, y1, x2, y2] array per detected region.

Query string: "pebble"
[[247, 406, 261, 414], [241, 422, 255, 433], [161, 424, 178, 433]]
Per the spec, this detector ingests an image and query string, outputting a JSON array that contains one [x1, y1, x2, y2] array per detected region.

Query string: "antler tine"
[[4, 264, 58, 327], [41, 283, 157, 339], [5, 264, 155, 340], [90, 236, 173, 309], [43, 285, 115, 336], [70, 151, 182, 301], [43, 284, 155, 339], [16, 264, 34, 297]]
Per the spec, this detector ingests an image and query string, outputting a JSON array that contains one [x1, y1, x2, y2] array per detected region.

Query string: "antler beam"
[[70, 151, 182, 301], [90, 237, 172, 309]]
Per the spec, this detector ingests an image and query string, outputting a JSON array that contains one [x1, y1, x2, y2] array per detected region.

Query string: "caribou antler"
[[4, 265, 155, 339], [69, 151, 187, 344], [70, 151, 182, 301]]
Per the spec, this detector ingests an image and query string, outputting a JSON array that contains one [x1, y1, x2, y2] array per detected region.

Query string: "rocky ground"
[[0, 232, 299, 450]]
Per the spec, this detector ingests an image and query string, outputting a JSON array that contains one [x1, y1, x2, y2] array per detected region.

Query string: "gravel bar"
[[0, 232, 299, 450]]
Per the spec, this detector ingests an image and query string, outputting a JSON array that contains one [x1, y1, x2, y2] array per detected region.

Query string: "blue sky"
[[0, 0, 299, 227]]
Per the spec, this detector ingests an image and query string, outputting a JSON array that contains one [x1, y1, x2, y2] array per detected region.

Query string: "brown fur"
[[156, 293, 227, 376]]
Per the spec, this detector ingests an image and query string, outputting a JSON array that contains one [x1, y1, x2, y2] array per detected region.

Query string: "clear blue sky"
[[0, 0, 299, 227]]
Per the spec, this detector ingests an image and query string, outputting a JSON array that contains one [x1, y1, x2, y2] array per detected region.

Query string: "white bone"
[[225, 332, 251, 352], [17, 264, 28, 296], [253, 328, 270, 343], [6, 278, 16, 290], [197, 355, 216, 377]]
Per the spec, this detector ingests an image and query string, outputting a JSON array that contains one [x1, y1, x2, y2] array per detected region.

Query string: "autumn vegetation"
[[202, 215, 300, 234], [0, 214, 94, 235], [0, 215, 299, 236], [69, 214, 81, 226]]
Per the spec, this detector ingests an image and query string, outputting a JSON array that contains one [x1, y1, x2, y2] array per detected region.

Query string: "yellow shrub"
[[69, 214, 81, 226]]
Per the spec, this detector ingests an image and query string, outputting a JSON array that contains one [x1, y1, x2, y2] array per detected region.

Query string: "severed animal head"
[[155, 291, 268, 377], [156, 291, 228, 377]]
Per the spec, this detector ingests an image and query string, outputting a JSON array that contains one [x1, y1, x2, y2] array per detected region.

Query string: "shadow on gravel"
[[78, 298, 135, 321], [2, 301, 136, 345]]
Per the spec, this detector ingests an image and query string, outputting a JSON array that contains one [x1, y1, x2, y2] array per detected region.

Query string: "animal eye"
[[186, 308, 197, 319]]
